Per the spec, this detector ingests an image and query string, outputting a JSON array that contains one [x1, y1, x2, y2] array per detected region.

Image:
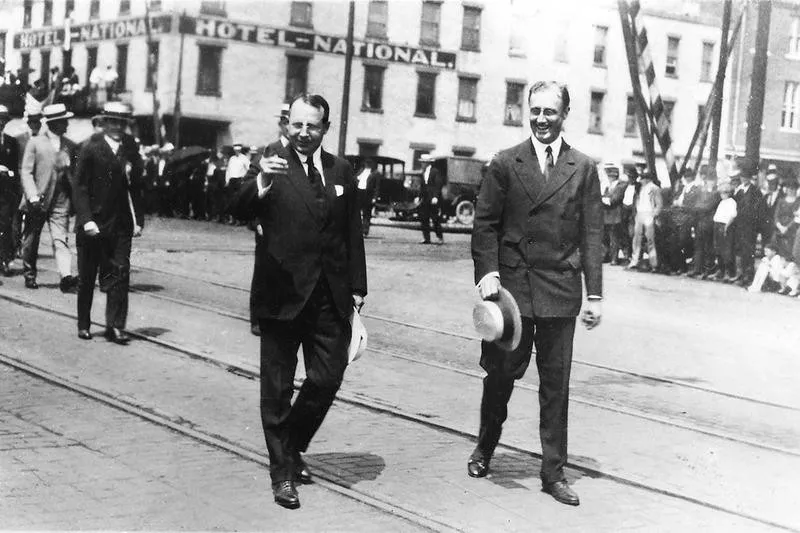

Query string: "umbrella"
[[166, 146, 211, 166]]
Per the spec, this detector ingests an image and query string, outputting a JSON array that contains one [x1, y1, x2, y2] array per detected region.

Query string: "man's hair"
[[528, 81, 570, 111], [291, 93, 330, 124]]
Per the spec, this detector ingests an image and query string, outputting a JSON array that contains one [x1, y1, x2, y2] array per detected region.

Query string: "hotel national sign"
[[13, 13, 456, 71]]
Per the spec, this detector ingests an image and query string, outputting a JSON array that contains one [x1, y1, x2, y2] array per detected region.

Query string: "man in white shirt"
[[627, 171, 663, 271], [225, 143, 250, 224]]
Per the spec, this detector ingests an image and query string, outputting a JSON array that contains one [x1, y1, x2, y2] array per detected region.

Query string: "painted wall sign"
[[180, 15, 456, 70], [13, 15, 173, 49]]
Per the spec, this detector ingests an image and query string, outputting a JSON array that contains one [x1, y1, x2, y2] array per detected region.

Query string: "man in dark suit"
[[601, 162, 626, 265], [0, 104, 22, 276], [71, 102, 144, 344], [469, 81, 603, 507], [355, 158, 381, 237], [232, 94, 367, 510], [418, 154, 444, 244], [731, 158, 764, 286]]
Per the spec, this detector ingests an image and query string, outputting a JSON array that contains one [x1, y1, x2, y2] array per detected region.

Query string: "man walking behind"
[[469, 81, 603, 506], [232, 93, 367, 510], [418, 154, 444, 245], [19, 103, 79, 291]]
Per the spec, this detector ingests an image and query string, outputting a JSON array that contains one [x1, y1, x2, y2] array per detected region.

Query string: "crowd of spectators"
[[601, 159, 800, 299]]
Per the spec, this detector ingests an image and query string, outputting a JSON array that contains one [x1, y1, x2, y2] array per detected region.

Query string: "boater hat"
[[473, 287, 522, 351], [94, 101, 133, 122], [42, 103, 74, 122], [348, 308, 368, 363]]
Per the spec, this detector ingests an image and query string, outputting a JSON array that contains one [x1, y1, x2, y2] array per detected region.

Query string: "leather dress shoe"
[[294, 454, 313, 484], [542, 480, 580, 506], [104, 327, 131, 345], [77, 329, 93, 340], [468, 457, 489, 478], [59, 275, 79, 293], [250, 323, 261, 337], [272, 480, 300, 509], [24, 278, 39, 289]]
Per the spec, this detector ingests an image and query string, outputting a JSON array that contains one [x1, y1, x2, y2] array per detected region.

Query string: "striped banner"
[[629, 0, 680, 185]]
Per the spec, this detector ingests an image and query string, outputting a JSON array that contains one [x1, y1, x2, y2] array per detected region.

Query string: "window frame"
[[504, 80, 525, 127], [89, 0, 100, 20], [366, 0, 388, 40], [700, 41, 714, 82], [415, 70, 437, 118], [284, 54, 310, 103], [40, 49, 51, 90], [361, 64, 385, 113], [624, 95, 638, 137], [781, 81, 800, 131], [665, 35, 680, 78], [196, 44, 224, 97], [116, 43, 128, 91], [662, 99, 676, 129], [461, 6, 481, 52], [199, 1, 226, 17], [456, 76, 478, 122], [23, 0, 32, 28], [146, 41, 159, 92], [290, 1, 314, 28], [790, 17, 800, 57], [119, 0, 131, 16], [420, 1, 441, 48], [43, 0, 53, 26], [588, 90, 605, 134], [593, 25, 608, 67]]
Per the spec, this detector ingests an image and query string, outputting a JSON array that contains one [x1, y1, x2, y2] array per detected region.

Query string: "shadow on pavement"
[[308, 451, 386, 488], [486, 451, 603, 490], [131, 326, 171, 337], [130, 283, 165, 293]]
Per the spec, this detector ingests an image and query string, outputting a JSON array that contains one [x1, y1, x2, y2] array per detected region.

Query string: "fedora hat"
[[94, 101, 133, 122], [275, 103, 290, 119], [348, 307, 368, 363], [419, 153, 435, 163], [473, 287, 522, 351], [42, 103, 74, 122]]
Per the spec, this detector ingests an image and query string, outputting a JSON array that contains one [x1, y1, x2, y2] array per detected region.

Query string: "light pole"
[[338, 0, 355, 157]]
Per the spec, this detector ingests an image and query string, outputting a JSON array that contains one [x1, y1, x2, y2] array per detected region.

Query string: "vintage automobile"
[[344, 154, 417, 217], [405, 155, 487, 225]]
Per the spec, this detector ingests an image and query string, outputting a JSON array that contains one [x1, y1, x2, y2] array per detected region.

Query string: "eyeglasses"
[[290, 122, 323, 134]]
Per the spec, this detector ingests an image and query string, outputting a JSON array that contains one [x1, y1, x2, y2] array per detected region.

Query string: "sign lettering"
[[13, 14, 173, 49]]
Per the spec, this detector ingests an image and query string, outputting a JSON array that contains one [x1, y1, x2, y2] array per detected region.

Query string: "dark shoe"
[[272, 480, 300, 509], [24, 278, 39, 289], [468, 458, 489, 478], [294, 454, 313, 484], [250, 323, 261, 337], [0, 262, 11, 277], [59, 275, 79, 293], [434, 237, 444, 245], [542, 480, 580, 506], [77, 329, 92, 340], [419, 239, 431, 245], [104, 327, 131, 345]]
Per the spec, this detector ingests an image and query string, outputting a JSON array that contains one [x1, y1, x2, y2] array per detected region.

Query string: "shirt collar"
[[280, 135, 290, 147], [104, 134, 120, 153], [529, 134, 563, 162], [294, 148, 322, 169]]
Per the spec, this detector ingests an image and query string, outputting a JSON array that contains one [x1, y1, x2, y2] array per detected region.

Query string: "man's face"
[[48, 119, 68, 136], [287, 100, 329, 155], [278, 118, 289, 139], [606, 168, 619, 181], [529, 86, 568, 145], [103, 118, 126, 141], [28, 118, 42, 134], [767, 178, 778, 191]]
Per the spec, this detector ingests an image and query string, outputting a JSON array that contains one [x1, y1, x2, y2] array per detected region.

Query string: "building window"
[[200, 1, 226, 16], [148, 0, 162, 11], [593, 25, 608, 66], [366, 0, 388, 39], [790, 18, 800, 56], [588, 91, 604, 133], [663, 99, 675, 128], [625, 96, 638, 136], [505, 81, 525, 126], [782, 81, 800, 130], [44, 0, 53, 26], [0, 32, 6, 62], [358, 141, 380, 157], [420, 1, 441, 47], [457, 77, 478, 121], [452, 146, 475, 157], [197, 45, 223, 96], [415, 71, 437, 117], [701, 41, 714, 82], [116, 44, 128, 91], [61, 49, 72, 73], [23, 0, 32, 28], [146, 42, 159, 91], [362, 65, 384, 112], [461, 6, 481, 52], [285, 55, 309, 102], [20, 53, 31, 85], [119, 0, 131, 16], [65, 0, 74, 18], [89, 0, 100, 19], [290, 1, 313, 28], [86, 46, 98, 84], [40, 50, 51, 90], [697, 104, 706, 126], [666, 36, 680, 77]]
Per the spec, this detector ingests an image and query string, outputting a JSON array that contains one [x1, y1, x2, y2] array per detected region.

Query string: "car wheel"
[[455, 199, 475, 225]]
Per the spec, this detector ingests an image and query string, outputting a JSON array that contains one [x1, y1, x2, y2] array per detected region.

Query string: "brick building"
[[1, 0, 729, 178]]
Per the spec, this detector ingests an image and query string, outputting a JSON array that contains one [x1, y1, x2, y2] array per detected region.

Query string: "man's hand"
[[478, 275, 501, 300], [581, 300, 602, 330], [259, 155, 288, 176], [0, 164, 9, 174], [133, 225, 143, 238], [352, 294, 365, 311], [84, 221, 100, 237], [256, 223, 263, 237], [431, 197, 439, 206]]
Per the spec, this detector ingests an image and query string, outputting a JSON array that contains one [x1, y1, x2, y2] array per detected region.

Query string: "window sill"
[[361, 107, 384, 114], [504, 120, 523, 127], [624, 132, 638, 138], [290, 22, 314, 29], [508, 50, 526, 58], [588, 129, 604, 135], [593, 62, 607, 69], [456, 116, 477, 123], [200, 9, 227, 16], [665, 73, 679, 79], [366, 34, 389, 41], [415, 112, 436, 119], [419, 41, 440, 49], [461, 46, 481, 53], [196, 91, 222, 98]]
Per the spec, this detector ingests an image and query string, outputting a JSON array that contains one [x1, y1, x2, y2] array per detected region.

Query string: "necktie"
[[544, 145, 554, 181], [306, 158, 327, 201]]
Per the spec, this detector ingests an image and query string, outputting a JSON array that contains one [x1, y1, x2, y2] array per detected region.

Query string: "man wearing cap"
[[731, 158, 765, 286], [71, 102, 144, 344], [0, 104, 22, 276], [418, 154, 444, 245], [231, 93, 367, 510], [470, 81, 603, 506], [19, 103, 79, 291]]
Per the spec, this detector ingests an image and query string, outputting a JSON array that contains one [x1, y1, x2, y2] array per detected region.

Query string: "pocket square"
[[335, 184, 344, 197]]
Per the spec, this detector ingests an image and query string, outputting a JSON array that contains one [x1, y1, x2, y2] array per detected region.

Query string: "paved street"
[[0, 216, 798, 532]]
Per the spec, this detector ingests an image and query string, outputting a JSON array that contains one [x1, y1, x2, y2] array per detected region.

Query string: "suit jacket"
[[472, 139, 603, 318], [733, 184, 764, 242], [420, 166, 443, 205], [233, 145, 367, 321], [0, 133, 21, 198], [71, 132, 144, 236], [602, 179, 626, 225], [358, 169, 381, 202], [20, 133, 77, 212]]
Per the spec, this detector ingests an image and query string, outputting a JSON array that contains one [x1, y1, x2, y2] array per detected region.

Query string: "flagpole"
[[173, 12, 186, 148]]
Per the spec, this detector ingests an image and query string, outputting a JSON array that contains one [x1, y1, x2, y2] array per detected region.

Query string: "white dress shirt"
[[529, 134, 563, 174]]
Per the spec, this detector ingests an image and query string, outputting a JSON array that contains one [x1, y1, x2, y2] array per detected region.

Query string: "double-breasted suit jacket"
[[235, 145, 367, 321], [472, 139, 603, 318], [71, 132, 144, 237]]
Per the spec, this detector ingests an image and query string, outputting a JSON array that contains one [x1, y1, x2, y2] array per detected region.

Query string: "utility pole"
[[618, 0, 656, 173], [173, 15, 186, 148], [144, 0, 162, 146], [338, 0, 355, 157], [745, 0, 772, 165], [707, 0, 732, 178]]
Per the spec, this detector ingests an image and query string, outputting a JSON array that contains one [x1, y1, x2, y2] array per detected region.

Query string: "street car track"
[[0, 292, 796, 533], [131, 263, 800, 415]]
